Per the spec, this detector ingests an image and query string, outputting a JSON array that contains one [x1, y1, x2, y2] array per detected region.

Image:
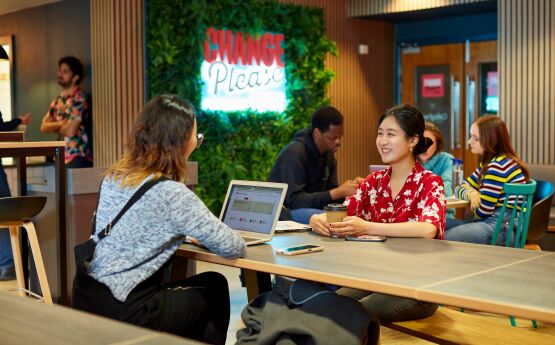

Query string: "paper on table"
[[275, 220, 311, 232]]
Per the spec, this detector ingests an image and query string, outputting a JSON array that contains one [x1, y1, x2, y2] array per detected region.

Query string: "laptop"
[[369, 164, 389, 173], [220, 180, 288, 245]]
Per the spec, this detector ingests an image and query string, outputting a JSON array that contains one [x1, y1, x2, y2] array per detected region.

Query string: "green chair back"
[[491, 180, 537, 248]]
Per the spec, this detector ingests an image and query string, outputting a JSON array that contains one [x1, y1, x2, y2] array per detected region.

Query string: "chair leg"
[[524, 244, 541, 251], [509, 315, 517, 327], [8, 226, 26, 298], [23, 222, 53, 304]]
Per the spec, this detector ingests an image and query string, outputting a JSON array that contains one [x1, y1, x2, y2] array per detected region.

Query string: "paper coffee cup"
[[325, 203, 347, 223]]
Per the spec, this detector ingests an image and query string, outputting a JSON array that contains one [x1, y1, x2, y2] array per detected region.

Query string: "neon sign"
[[201, 28, 287, 112]]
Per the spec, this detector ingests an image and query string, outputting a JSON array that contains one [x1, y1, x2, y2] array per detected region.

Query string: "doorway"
[[400, 40, 497, 178]]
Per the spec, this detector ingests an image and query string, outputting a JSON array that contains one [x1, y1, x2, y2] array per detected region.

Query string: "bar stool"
[[0, 196, 52, 304]]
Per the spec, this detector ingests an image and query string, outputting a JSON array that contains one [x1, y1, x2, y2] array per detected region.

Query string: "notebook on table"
[[219, 180, 287, 245], [275, 220, 311, 233]]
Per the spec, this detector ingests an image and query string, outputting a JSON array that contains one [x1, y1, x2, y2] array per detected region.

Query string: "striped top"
[[455, 154, 526, 220]]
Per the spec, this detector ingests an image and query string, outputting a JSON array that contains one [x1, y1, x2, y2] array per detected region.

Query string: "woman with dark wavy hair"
[[445, 115, 529, 245], [72, 94, 246, 344], [309, 104, 446, 322]]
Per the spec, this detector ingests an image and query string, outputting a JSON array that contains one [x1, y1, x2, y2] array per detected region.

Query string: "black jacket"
[[269, 128, 338, 209], [0, 110, 22, 132]]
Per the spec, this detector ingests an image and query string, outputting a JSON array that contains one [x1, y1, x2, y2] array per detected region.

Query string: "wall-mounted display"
[[479, 62, 498, 115]]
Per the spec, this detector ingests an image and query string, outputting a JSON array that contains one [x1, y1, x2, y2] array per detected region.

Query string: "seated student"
[[310, 104, 446, 323], [444, 115, 529, 245], [418, 121, 455, 219], [269, 106, 362, 224], [72, 95, 246, 345]]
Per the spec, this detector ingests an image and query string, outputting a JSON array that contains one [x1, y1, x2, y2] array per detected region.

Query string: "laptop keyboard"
[[242, 236, 262, 243]]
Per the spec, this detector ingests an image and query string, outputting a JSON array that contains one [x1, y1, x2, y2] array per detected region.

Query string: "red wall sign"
[[421, 73, 445, 98], [201, 28, 287, 112], [203, 28, 284, 67]]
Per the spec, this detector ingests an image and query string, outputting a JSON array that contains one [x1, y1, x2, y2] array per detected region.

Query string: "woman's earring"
[[410, 146, 414, 152]]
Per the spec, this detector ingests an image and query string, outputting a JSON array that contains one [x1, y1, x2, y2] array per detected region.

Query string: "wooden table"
[[0, 141, 67, 303], [0, 292, 203, 345], [446, 197, 470, 208], [177, 232, 555, 323]]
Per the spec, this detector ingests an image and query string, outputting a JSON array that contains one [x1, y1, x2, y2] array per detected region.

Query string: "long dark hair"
[[107, 94, 196, 186], [475, 115, 529, 181], [378, 104, 432, 158], [425, 121, 445, 154]]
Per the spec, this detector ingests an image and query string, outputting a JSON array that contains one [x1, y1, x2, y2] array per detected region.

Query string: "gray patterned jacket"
[[89, 176, 246, 302]]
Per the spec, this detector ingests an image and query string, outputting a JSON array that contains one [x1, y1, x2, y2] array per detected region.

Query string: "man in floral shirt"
[[40, 56, 92, 168]]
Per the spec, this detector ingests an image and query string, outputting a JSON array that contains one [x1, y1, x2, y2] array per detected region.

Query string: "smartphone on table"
[[345, 235, 387, 242], [276, 244, 324, 256]]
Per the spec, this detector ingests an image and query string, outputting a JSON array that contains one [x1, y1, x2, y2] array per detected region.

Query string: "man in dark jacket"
[[269, 106, 361, 224]]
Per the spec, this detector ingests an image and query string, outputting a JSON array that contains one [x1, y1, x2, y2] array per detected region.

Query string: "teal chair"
[[491, 179, 537, 248], [490, 179, 537, 327]]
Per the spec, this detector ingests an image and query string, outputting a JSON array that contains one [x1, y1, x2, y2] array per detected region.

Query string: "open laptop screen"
[[221, 184, 283, 234]]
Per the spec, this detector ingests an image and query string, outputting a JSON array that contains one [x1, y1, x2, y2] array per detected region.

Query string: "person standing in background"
[[0, 110, 31, 280], [40, 56, 92, 169], [418, 122, 455, 219]]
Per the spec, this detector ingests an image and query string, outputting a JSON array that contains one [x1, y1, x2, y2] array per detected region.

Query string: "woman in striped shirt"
[[445, 115, 529, 245]]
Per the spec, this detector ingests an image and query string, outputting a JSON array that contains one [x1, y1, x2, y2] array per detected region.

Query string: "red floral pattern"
[[345, 162, 446, 239]]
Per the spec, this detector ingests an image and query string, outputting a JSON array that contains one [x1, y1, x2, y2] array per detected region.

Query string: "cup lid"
[[325, 203, 347, 211]]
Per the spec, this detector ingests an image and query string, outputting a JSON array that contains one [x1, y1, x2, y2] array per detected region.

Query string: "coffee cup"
[[325, 203, 347, 223]]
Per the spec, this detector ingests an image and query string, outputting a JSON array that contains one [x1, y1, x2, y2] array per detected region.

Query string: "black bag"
[[236, 276, 380, 345], [72, 177, 168, 306]]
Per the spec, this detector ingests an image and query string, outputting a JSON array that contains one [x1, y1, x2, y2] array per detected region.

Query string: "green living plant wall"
[[147, 0, 336, 213]]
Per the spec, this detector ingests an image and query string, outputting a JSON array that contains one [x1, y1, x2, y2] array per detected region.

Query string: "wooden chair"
[[490, 180, 537, 327], [0, 196, 52, 304]]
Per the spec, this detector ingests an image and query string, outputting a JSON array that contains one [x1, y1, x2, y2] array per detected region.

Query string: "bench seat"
[[528, 164, 555, 232], [385, 307, 555, 345]]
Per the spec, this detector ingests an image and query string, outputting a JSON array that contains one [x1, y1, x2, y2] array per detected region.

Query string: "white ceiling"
[[0, 0, 61, 16]]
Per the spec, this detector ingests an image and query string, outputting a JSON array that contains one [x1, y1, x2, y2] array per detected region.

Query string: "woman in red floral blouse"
[[309, 104, 447, 323]]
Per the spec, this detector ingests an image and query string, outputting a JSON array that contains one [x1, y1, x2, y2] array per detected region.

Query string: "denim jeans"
[[444, 209, 515, 246], [337, 287, 438, 323], [0, 165, 13, 269], [290, 208, 324, 225]]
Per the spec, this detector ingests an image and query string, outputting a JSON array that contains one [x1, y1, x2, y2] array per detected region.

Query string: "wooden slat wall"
[[347, 0, 491, 17], [91, 0, 144, 168], [280, 0, 395, 181], [499, 0, 555, 165]]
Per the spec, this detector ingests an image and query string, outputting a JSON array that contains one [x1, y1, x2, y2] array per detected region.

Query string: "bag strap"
[[95, 177, 170, 241]]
